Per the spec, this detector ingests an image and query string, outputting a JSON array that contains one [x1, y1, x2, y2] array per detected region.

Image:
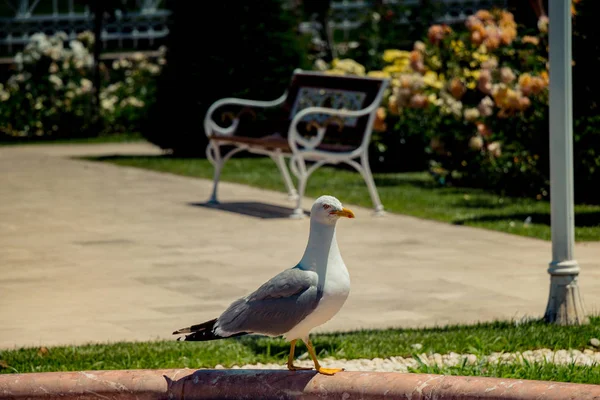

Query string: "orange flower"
[[409, 50, 422, 63], [465, 15, 482, 30], [410, 93, 429, 108], [522, 35, 540, 46], [387, 95, 399, 115], [519, 96, 531, 110], [373, 107, 387, 131], [530, 76, 547, 95], [478, 69, 492, 94], [428, 24, 451, 45], [499, 10, 515, 26], [572, 0, 581, 15], [500, 67, 516, 84], [471, 30, 483, 45], [399, 75, 412, 89], [449, 78, 466, 100], [483, 27, 501, 50], [475, 10, 493, 22], [518, 73, 533, 95], [519, 73, 547, 96], [476, 122, 492, 138], [500, 26, 517, 45]]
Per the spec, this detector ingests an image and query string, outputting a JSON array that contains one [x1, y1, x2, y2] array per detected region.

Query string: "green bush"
[[320, 2, 600, 204], [0, 31, 165, 141], [0, 32, 96, 139], [142, 0, 310, 156]]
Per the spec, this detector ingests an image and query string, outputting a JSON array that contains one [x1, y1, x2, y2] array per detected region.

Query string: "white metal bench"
[[203, 70, 390, 218]]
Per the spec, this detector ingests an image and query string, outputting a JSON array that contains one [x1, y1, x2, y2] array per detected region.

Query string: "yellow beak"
[[331, 207, 355, 218]]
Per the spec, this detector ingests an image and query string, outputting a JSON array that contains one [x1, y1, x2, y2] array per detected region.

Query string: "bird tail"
[[172, 318, 248, 342]]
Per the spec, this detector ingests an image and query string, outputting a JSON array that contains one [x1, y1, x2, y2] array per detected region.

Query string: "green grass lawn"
[[86, 155, 600, 241], [2, 318, 599, 383]]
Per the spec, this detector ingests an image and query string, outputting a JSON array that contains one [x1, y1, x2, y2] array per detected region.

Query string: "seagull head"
[[310, 195, 355, 225]]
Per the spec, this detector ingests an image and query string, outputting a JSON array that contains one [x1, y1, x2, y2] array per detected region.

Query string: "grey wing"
[[215, 267, 319, 336]]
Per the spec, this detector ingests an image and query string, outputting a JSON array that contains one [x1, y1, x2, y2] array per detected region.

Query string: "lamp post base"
[[543, 261, 589, 325]]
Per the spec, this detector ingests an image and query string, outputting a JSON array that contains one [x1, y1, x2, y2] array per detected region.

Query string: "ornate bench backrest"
[[282, 70, 389, 149]]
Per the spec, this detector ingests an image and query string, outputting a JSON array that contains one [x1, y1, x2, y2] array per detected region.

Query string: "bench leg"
[[206, 142, 223, 204], [289, 155, 308, 219], [270, 151, 298, 201], [347, 154, 385, 216]]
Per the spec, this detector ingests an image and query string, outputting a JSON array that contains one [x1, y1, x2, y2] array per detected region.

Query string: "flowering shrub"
[[0, 31, 165, 140], [0, 32, 95, 138], [318, 8, 554, 197], [101, 50, 164, 132]]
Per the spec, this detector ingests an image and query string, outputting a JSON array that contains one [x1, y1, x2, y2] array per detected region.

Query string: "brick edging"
[[1, 369, 599, 399]]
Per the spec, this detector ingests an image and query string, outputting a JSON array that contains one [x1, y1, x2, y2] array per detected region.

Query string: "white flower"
[[76, 31, 95, 47], [112, 60, 120, 70], [80, 78, 93, 94], [105, 82, 122, 94], [0, 90, 9, 102], [146, 64, 160, 74], [101, 95, 118, 112], [487, 141, 502, 157], [464, 107, 481, 122], [121, 96, 145, 108], [48, 62, 59, 74], [477, 96, 494, 117], [14, 53, 24, 69], [132, 52, 145, 62], [48, 74, 63, 88], [53, 31, 68, 43], [500, 67, 516, 84], [469, 135, 484, 150], [314, 59, 329, 71], [119, 58, 131, 69], [47, 47, 61, 61], [69, 40, 85, 55], [30, 33, 51, 52]]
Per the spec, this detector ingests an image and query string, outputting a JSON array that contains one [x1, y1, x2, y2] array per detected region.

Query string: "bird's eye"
[[323, 204, 331, 210]]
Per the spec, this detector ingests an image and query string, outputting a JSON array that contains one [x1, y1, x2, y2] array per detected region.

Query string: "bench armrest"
[[287, 101, 380, 153], [204, 92, 288, 137]]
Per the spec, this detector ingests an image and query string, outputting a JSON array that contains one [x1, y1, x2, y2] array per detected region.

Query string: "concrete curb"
[[1, 369, 600, 399]]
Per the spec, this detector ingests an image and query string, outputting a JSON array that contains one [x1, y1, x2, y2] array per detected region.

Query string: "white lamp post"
[[543, 0, 588, 325]]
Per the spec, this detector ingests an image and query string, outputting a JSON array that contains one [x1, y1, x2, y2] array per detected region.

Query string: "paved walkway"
[[1, 143, 599, 350]]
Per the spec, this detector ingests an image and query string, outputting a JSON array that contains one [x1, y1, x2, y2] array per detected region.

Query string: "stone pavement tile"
[[0, 143, 598, 349]]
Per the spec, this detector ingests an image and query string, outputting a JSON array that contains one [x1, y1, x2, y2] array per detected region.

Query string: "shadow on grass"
[[238, 335, 343, 360], [453, 211, 600, 228], [188, 201, 310, 219], [373, 175, 439, 189], [81, 154, 166, 162]]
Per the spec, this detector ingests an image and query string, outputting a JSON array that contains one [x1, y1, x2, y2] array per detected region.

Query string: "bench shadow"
[[188, 201, 310, 219]]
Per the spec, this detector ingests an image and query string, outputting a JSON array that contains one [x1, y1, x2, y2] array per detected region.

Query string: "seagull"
[[173, 195, 355, 375]]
